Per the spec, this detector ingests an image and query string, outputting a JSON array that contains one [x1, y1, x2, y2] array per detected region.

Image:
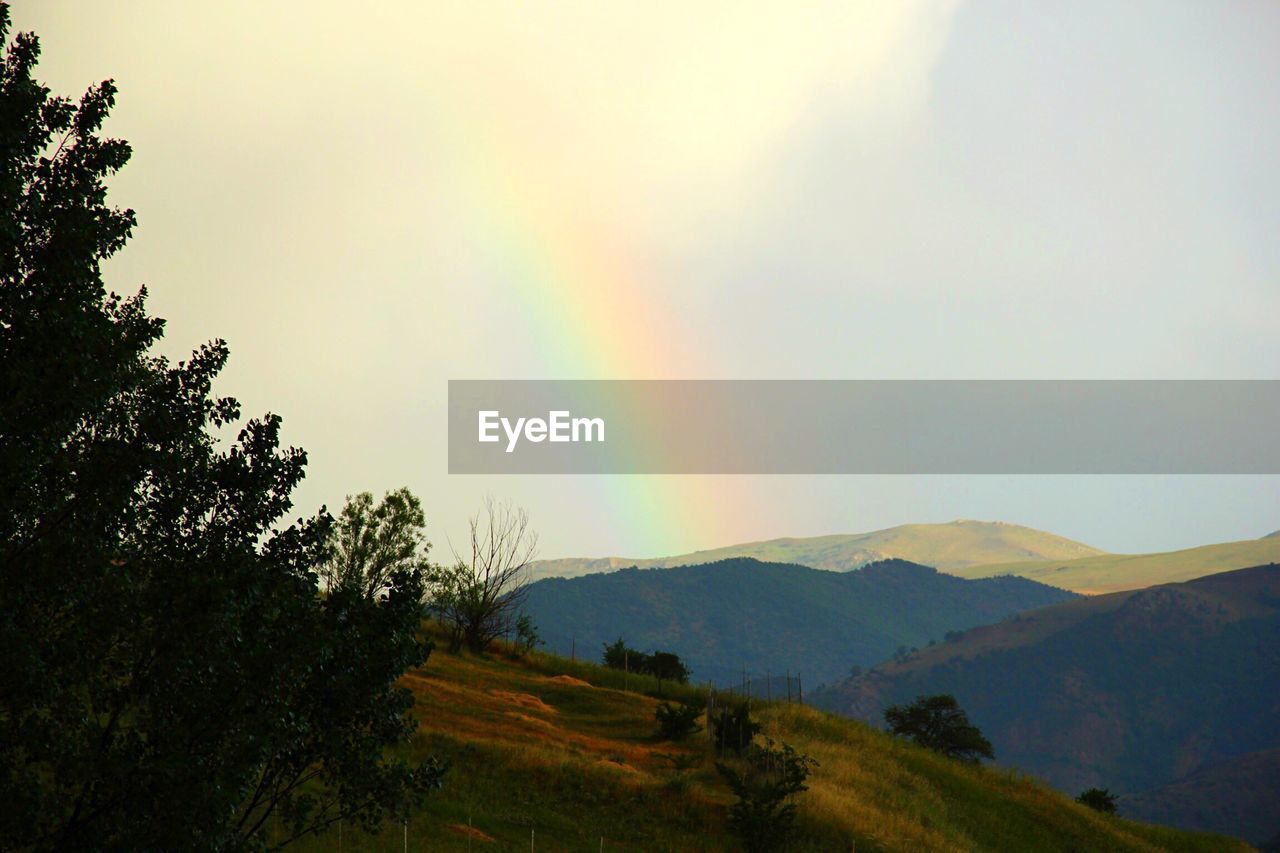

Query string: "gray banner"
[[448, 380, 1280, 474]]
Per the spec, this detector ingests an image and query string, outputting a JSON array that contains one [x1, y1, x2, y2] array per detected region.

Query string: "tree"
[[649, 651, 691, 692], [715, 739, 817, 853], [0, 9, 442, 847], [513, 613, 543, 656], [428, 496, 537, 653], [602, 636, 650, 674], [884, 694, 994, 763], [320, 487, 431, 600], [1076, 787, 1118, 814]]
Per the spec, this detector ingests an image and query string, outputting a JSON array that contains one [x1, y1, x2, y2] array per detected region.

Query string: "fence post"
[[798, 674, 803, 704], [787, 669, 792, 703], [571, 638, 575, 662], [767, 670, 772, 702]]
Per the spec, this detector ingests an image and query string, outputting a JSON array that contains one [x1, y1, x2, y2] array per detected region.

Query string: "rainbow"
[[430, 86, 755, 556]]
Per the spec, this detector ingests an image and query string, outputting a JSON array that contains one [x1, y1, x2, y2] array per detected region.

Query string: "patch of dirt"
[[548, 674, 592, 688], [491, 690, 556, 713], [446, 824, 496, 842]]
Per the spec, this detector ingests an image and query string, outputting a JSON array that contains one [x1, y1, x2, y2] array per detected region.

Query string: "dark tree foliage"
[[601, 638, 690, 692], [654, 699, 704, 741], [713, 703, 762, 757], [715, 739, 818, 853], [1076, 787, 1119, 814], [602, 636, 650, 672], [0, 8, 442, 848], [884, 694, 995, 763]]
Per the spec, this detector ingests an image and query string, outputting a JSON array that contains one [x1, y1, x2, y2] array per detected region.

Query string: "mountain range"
[[522, 557, 1077, 687], [530, 521, 1280, 594], [527, 520, 1104, 581], [809, 563, 1280, 844]]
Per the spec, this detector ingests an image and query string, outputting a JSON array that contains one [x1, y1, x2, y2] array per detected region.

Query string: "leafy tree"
[[655, 699, 704, 741], [513, 613, 543, 656], [713, 702, 762, 757], [0, 9, 442, 847], [884, 694, 995, 763], [1076, 787, 1118, 814], [601, 636, 651, 674], [715, 739, 817, 853], [428, 496, 537, 653], [320, 487, 431, 599], [649, 651, 691, 693]]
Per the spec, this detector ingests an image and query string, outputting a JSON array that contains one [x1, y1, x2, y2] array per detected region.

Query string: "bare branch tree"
[[429, 496, 537, 652]]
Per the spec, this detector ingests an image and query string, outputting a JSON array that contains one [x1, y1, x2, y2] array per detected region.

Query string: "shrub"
[[655, 699, 704, 741], [713, 702, 762, 757], [716, 739, 817, 853], [1076, 787, 1118, 814]]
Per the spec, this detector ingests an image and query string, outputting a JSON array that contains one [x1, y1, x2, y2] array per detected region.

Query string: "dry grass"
[[284, 635, 1249, 852]]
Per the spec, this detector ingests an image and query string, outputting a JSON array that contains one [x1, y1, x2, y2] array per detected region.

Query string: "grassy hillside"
[[523, 558, 1078, 686], [279, 634, 1244, 852], [528, 520, 1104, 580], [812, 564, 1280, 844], [953, 537, 1280, 593]]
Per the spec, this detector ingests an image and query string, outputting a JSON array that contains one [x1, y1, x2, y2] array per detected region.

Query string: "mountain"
[[297, 626, 1247, 851], [811, 564, 1280, 843], [1265, 529, 1280, 539], [1120, 749, 1280, 846], [954, 537, 1280, 593], [527, 520, 1105, 581], [522, 557, 1078, 687]]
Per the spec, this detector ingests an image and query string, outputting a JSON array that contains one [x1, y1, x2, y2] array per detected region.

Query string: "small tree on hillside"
[[1076, 787, 1118, 814], [320, 488, 431, 600], [884, 694, 994, 763], [713, 703, 762, 757], [428, 497, 537, 653], [716, 739, 818, 853], [649, 651, 690, 694]]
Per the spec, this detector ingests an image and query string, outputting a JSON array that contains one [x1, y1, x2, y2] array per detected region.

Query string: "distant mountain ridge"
[[527, 520, 1104, 581], [811, 563, 1280, 844], [955, 537, 1280, 593], [522, 556, 1078, 687]]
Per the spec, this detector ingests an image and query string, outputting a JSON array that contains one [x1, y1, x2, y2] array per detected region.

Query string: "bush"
[[1076, 787, 1118, 814], [713, 703, 762, 757], [716, 739, 817, 853], [655, 699, 704, 741]]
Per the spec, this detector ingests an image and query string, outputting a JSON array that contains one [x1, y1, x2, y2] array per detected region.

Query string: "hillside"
[[1121, 749, 1280, 845], [523, 557, 1078, 687], [527, 520, 1104, 581], [811, 564, 1280, 844], [954, 537, 1280, 593], [1265, 529, 1280, 539], [280, 636, 1245, 851]]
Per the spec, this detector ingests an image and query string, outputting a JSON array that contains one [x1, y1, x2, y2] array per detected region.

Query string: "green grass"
[[954, 537, 1280, 593], [277, 631, 1247, 852]]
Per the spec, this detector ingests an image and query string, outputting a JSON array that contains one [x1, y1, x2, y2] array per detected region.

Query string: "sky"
[[13, 1, 1279, 559]]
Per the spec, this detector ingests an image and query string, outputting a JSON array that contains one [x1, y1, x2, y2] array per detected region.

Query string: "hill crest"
[[528, 520, 1105, 581]]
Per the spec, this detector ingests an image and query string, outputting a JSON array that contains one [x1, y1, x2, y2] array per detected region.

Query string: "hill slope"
[[528, 520, 1104, 580], [1121, 749, 1280, 845], [523, 557, 1078, 686], [954, 537, 1280, 593], [811, 564, 1280, 844], [282, 638, 1245, 851]]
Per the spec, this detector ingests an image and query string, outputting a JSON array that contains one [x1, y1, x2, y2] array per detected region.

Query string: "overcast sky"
[[14, 1, 1279, 558]]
